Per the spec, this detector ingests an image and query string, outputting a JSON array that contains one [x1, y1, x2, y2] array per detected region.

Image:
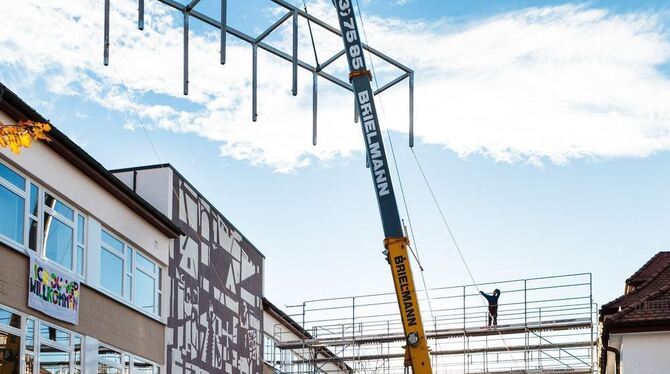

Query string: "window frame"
[[98, 342, 161, 374], [99, 228, 163, 319], [41, 189, 86, 275], [0, 303, 82, 374], [0, 160, 29, 249], [0, 158, 87, 279]]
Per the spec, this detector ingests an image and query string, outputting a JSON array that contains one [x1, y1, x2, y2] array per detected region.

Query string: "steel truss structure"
[[103, 0, 415, 146], [268, 273, 597, 374]]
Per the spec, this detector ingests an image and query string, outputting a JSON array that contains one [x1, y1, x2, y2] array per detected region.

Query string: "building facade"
[[0, 83, 182, 374], [112, 165, 265, 374], [0, 82, 266, 374]]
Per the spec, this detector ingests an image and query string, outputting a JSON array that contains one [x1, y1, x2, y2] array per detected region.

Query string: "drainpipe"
[[606, 346, 621, 374]]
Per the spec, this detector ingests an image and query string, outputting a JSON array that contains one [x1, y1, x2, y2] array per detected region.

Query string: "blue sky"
[[1, 0, 670, 312]]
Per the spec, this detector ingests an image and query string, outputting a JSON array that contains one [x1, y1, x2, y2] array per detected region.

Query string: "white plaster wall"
[[114, 170, 134, 190], [112, 168, 173, 219], [612, 331, 670, 374], [0, 112, 171, 266]]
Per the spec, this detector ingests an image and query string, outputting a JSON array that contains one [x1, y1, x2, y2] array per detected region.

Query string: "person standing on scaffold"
[[480, 289, 501, 327]]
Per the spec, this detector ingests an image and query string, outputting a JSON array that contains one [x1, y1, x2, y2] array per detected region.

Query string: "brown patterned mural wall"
[[167, 176, 264, 374]]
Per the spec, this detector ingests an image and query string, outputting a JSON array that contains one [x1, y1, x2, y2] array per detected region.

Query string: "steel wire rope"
[[410, 147, 528, 370]]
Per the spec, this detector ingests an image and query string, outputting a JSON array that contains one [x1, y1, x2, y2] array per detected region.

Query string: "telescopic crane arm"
[[332, 2, 432, 373]]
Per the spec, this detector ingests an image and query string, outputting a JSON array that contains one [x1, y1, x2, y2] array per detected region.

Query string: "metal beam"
[[409, 72, 414, 147], [154, 0, 353, 91], [312, 72, 317, 145], [292, 10, 298, 96], [185, 0, 201, 12], [138, 0, 144, 30], [373, 73, 409, 96], [277, 318, 593, 349], [252, 44, 258, 122], [104, 0, 110, 66], [255, 11, 291, 44], [319, 49, 346, 71], [220, 0, 226, 64], [129, 0, 413, 137], [183, 11, 189, 95], [293, 341, 594, 363]]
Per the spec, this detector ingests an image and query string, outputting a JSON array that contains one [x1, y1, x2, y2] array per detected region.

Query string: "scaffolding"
[[267, 273, 597, 374]]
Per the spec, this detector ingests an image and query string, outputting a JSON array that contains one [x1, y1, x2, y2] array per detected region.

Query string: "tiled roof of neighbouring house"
[[600, 251, 670, 325]]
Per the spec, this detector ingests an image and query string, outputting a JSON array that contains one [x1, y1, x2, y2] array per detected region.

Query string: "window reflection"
[[101, 231, 124, 253], [74, 336, 82, 366], [44, 193, 74, 221], [0, 330, 21, 374], [25, 353, 35, 374], [39, 344, 70, 374], [0, 163, 25, 190], [98, 363, 121, 374], [98, 345, 122, 365], [135, 271, 155, 314], [0, 308, 21, 329], [133, 358, 154, 374], [26, 319, 35, 352], [29, 184, 39, 216], [43, 213, 74, 269], [40, 324, 71, 346], [0, 184, 24, 243], [101, 248, 124, 296]]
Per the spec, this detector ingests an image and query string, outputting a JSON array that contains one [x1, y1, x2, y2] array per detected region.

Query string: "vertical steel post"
[[524, 279, 528, 371], [409, 72, 414, 147], [138, 0, 144, 30], [220, 0, 227, 64], [252, 43, 258, 121], [539, 307, 543, 369], [292, 10, 298, 96], [312, 72, 318, 146], [104, 0, 110, 66], [590, 273, 594, 371], [463, 286, 467, 372], [351, 297, 356, 372], [183, 11, 189, 95]]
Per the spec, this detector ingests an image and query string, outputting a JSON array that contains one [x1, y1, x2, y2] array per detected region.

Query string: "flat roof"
[[110, 163, 265, 259]]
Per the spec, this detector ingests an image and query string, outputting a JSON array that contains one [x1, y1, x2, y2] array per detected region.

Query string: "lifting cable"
[[410, 147, 522, 367], [302, 0, 320, 69]]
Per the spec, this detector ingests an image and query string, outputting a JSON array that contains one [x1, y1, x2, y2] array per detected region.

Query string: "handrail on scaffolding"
[[268, 273, 597, 374]]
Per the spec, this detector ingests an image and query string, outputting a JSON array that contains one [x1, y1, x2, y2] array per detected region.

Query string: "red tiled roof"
[[601, 251, 670, 326]]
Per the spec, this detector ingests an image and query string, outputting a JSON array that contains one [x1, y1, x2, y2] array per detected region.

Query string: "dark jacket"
[[480, 291, 500, 306]]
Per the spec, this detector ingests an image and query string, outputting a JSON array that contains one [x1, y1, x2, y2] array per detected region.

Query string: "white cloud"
[[0, 1, 669, 171]]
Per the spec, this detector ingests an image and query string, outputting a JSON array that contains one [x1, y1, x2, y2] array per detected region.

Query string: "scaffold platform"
[[266, 273, 597, 374]]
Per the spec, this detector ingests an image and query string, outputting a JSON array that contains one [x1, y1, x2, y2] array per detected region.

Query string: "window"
[[98, 344, 160, 374], [0, 159, 86, 276], [43, 192, 85, 274], [100, 229, 162, 317], [0, 304, 81, 374], [0, 162, 26, 245]]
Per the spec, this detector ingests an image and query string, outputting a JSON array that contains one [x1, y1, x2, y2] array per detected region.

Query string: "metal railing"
[[269, 273, 597, 374]]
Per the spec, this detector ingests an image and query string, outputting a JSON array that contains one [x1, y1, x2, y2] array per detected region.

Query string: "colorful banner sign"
[[27, 254, 80, 325]]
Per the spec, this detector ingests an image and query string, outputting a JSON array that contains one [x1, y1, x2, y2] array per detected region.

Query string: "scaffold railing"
[[268, 273, 597, 374]]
